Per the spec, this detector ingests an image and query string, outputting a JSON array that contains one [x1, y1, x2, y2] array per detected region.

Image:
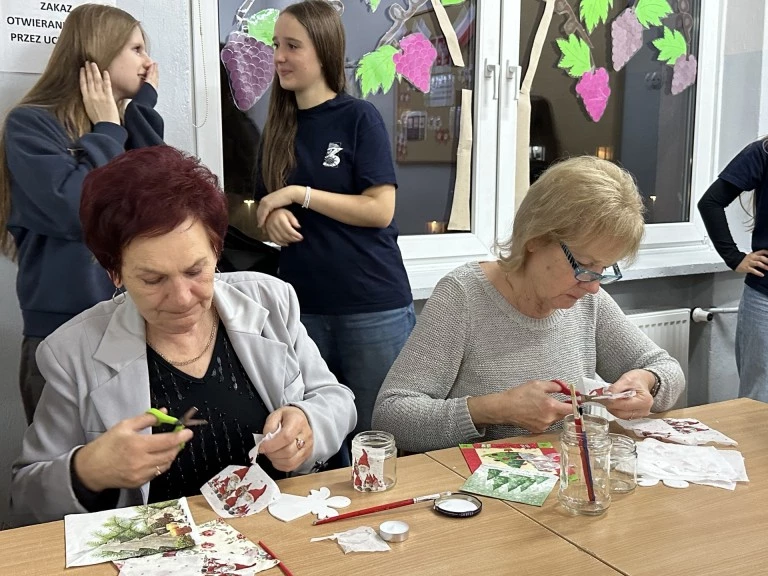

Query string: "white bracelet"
[[301, 185, 311, 209]]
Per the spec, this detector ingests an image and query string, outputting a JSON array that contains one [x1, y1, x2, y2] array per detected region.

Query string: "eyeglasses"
[[560, 242, 622, 284]]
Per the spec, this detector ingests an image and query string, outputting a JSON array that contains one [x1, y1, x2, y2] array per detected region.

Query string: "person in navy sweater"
[[698, 138, 768, 402], [0, 4, 164, 424], [255, 1, 414, 440]]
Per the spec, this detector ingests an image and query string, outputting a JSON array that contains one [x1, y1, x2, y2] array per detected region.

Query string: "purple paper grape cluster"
[[221, 32, 275, 111], [671, 55, 697, 95], [611, 9, 643, 71]]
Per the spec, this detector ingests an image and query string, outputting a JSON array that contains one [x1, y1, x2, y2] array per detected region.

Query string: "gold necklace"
[[147, 307, 218, 367]]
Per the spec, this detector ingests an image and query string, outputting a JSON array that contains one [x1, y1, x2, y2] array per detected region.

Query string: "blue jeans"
[[301, 303, 416, 439], [735, 284, 768, 402]]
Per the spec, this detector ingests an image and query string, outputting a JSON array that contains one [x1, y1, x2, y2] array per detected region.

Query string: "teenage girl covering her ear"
[[0, 4, 164, 424], [255, 1, 414, 438], [698, 138, 768, 402]]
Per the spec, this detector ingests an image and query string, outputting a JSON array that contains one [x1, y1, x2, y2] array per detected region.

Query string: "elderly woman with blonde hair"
[[372, 156, 685, 453]]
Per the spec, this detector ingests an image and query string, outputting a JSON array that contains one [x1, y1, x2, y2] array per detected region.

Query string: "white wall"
[[0, 0, 194, 528], [0, 0, 765, 528]]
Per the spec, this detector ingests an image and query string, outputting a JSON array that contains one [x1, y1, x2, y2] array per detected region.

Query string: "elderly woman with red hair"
[[10, 146, 356, 526]]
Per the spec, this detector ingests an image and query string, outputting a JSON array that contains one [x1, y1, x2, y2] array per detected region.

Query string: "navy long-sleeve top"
[[5, 83, 164, 338]]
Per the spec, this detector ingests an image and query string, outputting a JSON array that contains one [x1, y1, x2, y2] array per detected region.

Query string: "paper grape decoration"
[[575, 67, 611, 122], [611, 9, 643, 71], [392, 33, 437, 93], [221, 32, 275, 111]]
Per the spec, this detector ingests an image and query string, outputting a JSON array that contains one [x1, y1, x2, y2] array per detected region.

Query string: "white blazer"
[[10, 272, 356, 525]]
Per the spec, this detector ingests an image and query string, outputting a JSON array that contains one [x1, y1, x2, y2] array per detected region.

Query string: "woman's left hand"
[[256, 186, 302, 227], [602, 369, 655, 420], [259, 406, 314, 472]]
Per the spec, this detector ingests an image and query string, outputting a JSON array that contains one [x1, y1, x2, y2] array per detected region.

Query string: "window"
[[217, 0, 480, 237], [191, 0, 727, 297], [520, 0, 701, 225]]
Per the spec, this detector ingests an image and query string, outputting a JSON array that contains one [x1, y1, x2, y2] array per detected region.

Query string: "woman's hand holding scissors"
[[72, 408, 203, 492], [467, 380, 574, 434]]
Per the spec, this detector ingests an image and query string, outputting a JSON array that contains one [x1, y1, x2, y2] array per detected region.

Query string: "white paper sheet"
[[201, 464, 281, 518], [65, 498, 197, 567], [117, 519, 279, 575]]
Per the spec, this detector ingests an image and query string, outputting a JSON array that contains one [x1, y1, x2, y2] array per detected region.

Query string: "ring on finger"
[[155, 465, 162, 477], [295, 437, 306, 450]]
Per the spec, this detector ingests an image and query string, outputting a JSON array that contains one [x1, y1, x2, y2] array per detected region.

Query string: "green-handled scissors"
[[146, 407, 208, 447]]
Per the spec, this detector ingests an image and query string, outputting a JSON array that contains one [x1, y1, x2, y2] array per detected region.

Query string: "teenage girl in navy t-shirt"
[[255, 1, 414, 439], [698, 138, 768, 401]]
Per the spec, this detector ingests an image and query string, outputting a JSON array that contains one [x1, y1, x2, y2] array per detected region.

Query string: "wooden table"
[[426, 398, 768, 576], [0, 454, 619, 575]]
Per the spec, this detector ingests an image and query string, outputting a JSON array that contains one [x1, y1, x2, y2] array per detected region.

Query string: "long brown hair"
[[0, 4, 142, 257], [739, 136, 768, 231], [261, 0, 346, 193]]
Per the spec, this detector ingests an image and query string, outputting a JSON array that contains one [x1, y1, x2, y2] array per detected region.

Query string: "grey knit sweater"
[[372, 262, 685, 453]]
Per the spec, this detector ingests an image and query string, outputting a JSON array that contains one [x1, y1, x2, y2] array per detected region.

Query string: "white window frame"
[[189, 0, 729, 301]]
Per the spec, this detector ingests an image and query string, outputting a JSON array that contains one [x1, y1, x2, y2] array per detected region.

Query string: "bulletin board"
[[394, 3, 472, 164]]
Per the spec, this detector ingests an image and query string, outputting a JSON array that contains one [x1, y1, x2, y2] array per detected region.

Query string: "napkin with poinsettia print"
[[115, 519, 278, 575]]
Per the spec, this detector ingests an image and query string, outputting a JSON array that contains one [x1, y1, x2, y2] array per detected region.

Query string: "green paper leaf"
[[652, 26, 687, 65], [355, 45, 399, 98], [366, 0, 382, 12], [441, 0, 465, 5], [246, 8, 280, 45], [634, 0, 673, 28], [556, 34, 592, 78], [580, 0, 613, 33]]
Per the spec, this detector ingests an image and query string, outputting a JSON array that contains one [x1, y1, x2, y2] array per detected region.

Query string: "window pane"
[[520, 0, 700, 224], [217, 0, 477, 237]]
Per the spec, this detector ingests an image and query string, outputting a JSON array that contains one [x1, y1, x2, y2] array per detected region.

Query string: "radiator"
[[626, 309, 690, 408]]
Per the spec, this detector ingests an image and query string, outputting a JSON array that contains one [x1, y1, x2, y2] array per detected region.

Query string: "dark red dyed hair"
[[80, 146, 228, 277]]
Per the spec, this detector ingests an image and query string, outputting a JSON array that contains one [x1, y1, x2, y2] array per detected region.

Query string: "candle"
[[595, 146, 614, 160], [648, 195, 657, 223], [425, 221, 447, 234]]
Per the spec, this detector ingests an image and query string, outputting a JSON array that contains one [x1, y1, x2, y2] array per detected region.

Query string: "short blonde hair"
[[498, 156, 645, 273]]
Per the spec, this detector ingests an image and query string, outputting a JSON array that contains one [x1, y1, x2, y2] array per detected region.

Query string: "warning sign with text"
[[0, 1, 116, 74]]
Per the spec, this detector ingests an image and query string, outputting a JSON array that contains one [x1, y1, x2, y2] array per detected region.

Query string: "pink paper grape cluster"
[[611, 9, 643, 71], [672, 55, 697, 95], [576, 68, 611, 122], [221, 32, 275, 111], [393, 33, 437, 93]]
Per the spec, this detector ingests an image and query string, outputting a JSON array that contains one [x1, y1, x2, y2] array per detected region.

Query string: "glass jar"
[[351, 431, 397, 492], [609, 433, 637, 493], [558, 414, 611, 515]]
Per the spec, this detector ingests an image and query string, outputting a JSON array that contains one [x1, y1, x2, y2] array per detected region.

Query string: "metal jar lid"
[[433, 494, 483, 518]]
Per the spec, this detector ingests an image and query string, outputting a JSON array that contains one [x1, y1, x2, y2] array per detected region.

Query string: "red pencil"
[[258, 540, 294, 576], [312, 491, 450, 526]]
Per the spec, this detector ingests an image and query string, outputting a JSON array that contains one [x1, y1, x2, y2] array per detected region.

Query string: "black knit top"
[[147, 321, 282, 502]]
